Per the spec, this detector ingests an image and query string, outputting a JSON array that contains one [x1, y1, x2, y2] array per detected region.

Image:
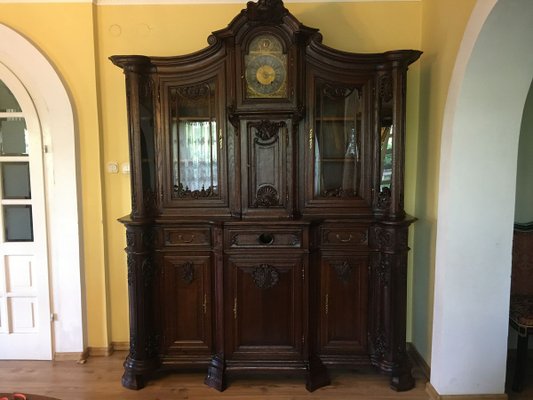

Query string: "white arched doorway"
[[0, 24, 85, 358], [429, 0, 533, 396]]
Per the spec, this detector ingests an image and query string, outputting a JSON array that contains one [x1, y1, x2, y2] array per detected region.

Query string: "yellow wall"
[[411, 0, 477, 362], [0, 4, 109, 347]]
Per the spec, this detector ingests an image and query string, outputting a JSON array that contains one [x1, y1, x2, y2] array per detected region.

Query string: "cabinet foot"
[[205, 355, 226, 391], [306, 356, 330, 392], [121, 355, 157, 390], [389, 361, 415, 391]]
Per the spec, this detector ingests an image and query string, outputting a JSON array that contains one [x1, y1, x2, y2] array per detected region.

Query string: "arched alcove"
[[0, 24, 85, 356], [430, 0, 533, 395]]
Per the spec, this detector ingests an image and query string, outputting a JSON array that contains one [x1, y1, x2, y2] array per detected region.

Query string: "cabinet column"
[[121, 221, 158, 389], [368, 219, 414, 391]]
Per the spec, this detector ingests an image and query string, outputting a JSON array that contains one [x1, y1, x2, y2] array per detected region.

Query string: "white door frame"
[[0, 23, 85, 357]]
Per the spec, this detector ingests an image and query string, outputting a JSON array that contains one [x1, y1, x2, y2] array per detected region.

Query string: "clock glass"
[[244, 34, 288, 99]]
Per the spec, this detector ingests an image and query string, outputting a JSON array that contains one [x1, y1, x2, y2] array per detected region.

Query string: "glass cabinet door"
[[169, 81, 220, 200], [313, 82, 362, 199]]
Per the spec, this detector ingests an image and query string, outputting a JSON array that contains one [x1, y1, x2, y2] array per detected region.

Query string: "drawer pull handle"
[[178, 234, 195, 243], [336, 233, 353, 243], [258, 233, 274, 245]]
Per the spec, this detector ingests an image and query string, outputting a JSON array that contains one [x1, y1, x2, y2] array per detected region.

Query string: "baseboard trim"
[[53, 348, 89, 362], [87, 342, 130, 357], [407, 342, 431, 380], [112, 341, 130, 351], [88, 345, 114, 357], [426, 382, 508, 400]]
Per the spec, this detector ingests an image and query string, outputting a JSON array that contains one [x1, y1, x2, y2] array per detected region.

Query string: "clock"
[[244, 34, 288, 99]]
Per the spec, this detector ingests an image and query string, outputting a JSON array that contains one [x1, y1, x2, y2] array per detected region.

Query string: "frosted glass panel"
[[0, 118, 28, 156], [4, 205, 33, 242], [2, 162, 31, 199], [0, 80, 22, 112]]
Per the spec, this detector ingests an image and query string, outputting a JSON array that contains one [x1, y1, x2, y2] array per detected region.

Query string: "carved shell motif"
[[253, 185, 280, 208], [252, 264, 280, 289]]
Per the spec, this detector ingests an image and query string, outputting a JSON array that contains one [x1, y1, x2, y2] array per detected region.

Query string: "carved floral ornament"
[[251, 264, 280, 289], [251, 120, 286, 143]]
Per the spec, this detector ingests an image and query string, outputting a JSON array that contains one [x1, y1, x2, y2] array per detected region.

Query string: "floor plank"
[[0, 351, 430, 400]]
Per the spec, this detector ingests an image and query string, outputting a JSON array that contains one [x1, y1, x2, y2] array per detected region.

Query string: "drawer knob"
[[336, 233, 353, 243], [258, 233, 275, 245]]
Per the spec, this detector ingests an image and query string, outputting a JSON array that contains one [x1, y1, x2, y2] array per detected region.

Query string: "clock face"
[[244, 34, 288, 99], [245, 54, 287, 97]]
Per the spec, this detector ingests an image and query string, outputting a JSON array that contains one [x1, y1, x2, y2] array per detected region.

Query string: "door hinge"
[[233, 297, 238, 319], [203, 293, 207, 315], [325, 294, 329, 315], [302, 266, 305, 281], [302, 335, 305, 345]]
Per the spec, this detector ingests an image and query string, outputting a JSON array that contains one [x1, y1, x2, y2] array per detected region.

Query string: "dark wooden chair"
[[509, 222, 533, 392]]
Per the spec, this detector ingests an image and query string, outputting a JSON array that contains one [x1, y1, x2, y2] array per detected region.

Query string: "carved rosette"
[[252, 185, 280, 208], [180, 261, 195, 284], [251, 264, 280, 289]]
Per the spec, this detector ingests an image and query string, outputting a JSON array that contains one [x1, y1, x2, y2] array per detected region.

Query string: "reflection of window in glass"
[[172, 120, 218, 195], [380, 126, 393, 190]]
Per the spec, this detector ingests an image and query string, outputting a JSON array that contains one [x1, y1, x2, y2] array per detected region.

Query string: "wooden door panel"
[[160, 254, 213, 355], [319, 254, 368, 354], [226, 256, 303, 359], [240, 119, 294, 218]]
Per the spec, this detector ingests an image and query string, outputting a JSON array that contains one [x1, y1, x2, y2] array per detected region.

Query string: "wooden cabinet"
[[111, 0, 421, 393]]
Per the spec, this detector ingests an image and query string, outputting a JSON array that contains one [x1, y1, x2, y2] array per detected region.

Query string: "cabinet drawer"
[[227, 228, 304, 249], [320, 226, 368, 248], [164, 227, 211, 247]]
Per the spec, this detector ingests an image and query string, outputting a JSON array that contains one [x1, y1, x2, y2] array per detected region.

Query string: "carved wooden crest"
[[333, 260, 353, 283], [251, 120, 286, 143], [252, 264, 280, 289], [180, 261, 195, 284]]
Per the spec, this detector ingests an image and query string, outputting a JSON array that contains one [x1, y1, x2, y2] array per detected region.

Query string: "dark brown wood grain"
[[111, 0, 421, 393]]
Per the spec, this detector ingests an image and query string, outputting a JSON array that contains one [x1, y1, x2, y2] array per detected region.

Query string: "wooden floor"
[[0, 351, 430, 400], [2, 351, 533, 399]]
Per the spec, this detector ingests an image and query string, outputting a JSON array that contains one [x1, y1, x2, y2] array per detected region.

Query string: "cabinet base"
[[306, 356, 331, 392], [121, 355, 158, 390]]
